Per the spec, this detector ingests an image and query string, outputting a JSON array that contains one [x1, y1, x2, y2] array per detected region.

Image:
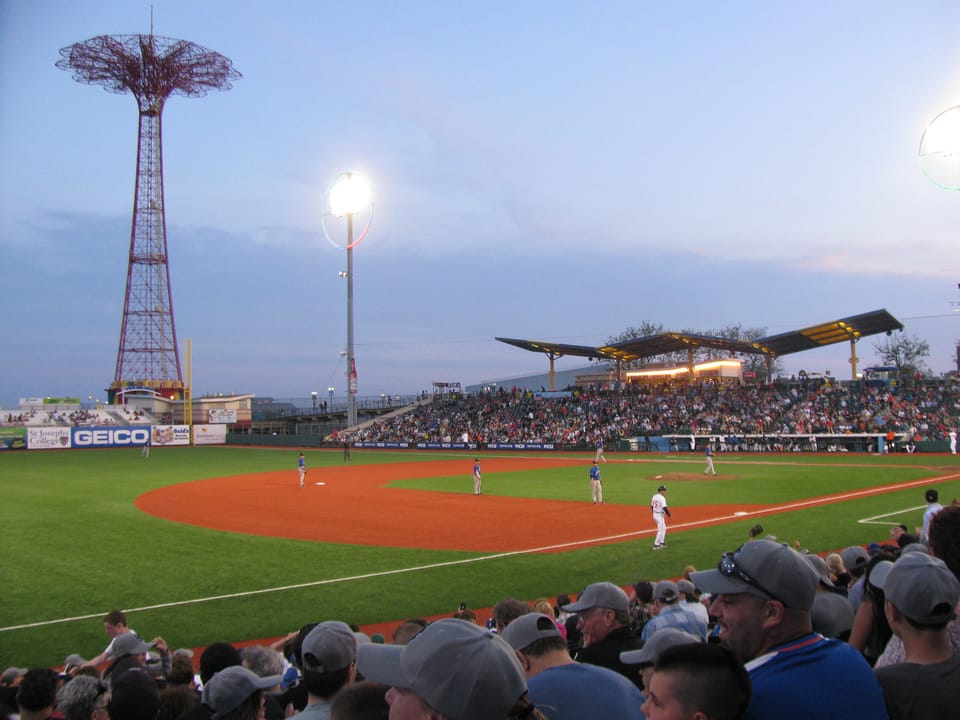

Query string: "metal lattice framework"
[[57, 35, 240, 401]]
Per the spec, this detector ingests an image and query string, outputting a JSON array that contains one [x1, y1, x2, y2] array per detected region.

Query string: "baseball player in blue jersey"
[[473, 457, 482, 495], [590, 461, 604, 504], [297, 452, 306, 488], [595, 438, 607, 463], [704, 444, 717, 475]]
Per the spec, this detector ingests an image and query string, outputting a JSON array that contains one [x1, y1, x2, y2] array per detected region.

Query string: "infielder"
[[590, 460, 604, 504], [298, 452, 306, 488], [595, 438, 607, 463], [703, 445, 717, 475], [473, 457, 482, 495], [950, 429, 957, 455], [651, 484, 671, 550]]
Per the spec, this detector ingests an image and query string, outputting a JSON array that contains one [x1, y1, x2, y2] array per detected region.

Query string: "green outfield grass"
[[2, 446, 958, 668]]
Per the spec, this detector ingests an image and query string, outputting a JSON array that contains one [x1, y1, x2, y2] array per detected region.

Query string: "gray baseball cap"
[[620, 628, 701, 666], [501, 613, 561, 651], [201, 666, 282, 720], [803, 553, 835, 588], [654, 581, 679, 602], [357, 618, 527, 720], [561, 582, 629, 613], [841, 546, 869, 572], [677, 579, 697, 596], [690, 540, 819, 610], [872, 552, 960, 625], [301, 621, 357, 673], [112, 633, 154, 657]]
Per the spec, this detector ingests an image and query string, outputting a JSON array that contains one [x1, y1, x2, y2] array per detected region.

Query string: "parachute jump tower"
[[57, 34, 240, 402]]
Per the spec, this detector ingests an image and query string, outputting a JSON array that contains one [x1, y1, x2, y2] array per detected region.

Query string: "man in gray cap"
[[500, 612, 642, 719], [297, 621, 358, 720], [620, 626, 701, 695], [842, 545, 870, 613], [202, 665, 281, 720], [561, 582, 644, 688], [641, 581, 708, 641], [804, 553, 854, 640], [690, 540, 889, 720], [357, 618, 540, 720], [873, 552, 960, 719]]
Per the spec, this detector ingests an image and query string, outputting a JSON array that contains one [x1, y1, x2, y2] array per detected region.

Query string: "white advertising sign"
[[193, 424, 227, 445], [208, 409, 237, 424], [27, 427, 72, 449], [151, 425, 191, 446]]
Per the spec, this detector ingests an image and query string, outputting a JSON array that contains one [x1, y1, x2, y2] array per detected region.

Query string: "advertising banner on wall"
[[193, 424, 227, 445], [71, 426, 151, 449], [208, 409, 237, 424], [27, 427, 72, 449], [0, 427, 27, 450], [151, 425, 191, 447]]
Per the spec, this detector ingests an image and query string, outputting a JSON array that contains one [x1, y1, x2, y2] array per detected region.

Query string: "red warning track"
[[136, 457, 767, 553]]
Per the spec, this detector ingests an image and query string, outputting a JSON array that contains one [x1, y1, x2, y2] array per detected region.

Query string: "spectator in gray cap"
[[621, 627, 701, 695], [298, 621, 359, 720], [500, 612, 642, 719], [641, 581, 708, 641], [804, 553, 854, 641], [561, 582, 644, 688], [201, 665, 280, 720], [357, 618, 546, 720], [690, 540, 889, 720], [677, 579, 710, 627], [873, 552, 960, 719], [842, 546, 870, 614]]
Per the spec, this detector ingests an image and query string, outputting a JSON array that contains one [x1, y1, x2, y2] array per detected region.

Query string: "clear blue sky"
[[2, 1, 959, 407]]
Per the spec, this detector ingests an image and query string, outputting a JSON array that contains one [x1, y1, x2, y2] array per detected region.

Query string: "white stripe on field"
[[3, 472, 955, 633]]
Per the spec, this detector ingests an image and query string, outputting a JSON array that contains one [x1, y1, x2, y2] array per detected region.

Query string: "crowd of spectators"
[[0, 407, 155, 428], [4, 503, 956, 720], [349, 378, 960, 449]]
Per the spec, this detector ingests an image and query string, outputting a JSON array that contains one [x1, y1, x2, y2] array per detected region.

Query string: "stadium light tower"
[[57, 34, 240, 402], [322, 172, 373, 428]]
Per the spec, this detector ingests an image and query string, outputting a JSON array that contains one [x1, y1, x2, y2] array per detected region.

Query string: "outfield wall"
[[22, 425, 227, 450]]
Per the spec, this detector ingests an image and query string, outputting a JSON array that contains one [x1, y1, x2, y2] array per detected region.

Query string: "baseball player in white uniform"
[[651, 484, 671, 550]]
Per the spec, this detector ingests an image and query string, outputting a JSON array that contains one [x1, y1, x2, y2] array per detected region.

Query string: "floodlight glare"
[[919, 104, 960, 190], [329, 172, 372, 217]]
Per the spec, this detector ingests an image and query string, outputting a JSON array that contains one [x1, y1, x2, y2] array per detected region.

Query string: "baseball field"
[[2, 445, 959, 668]]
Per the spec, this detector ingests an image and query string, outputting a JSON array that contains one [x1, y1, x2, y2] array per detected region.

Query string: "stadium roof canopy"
[[496, 308, 904, 364]]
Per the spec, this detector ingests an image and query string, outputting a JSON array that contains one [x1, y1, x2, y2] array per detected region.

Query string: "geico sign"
[[73, 428, 150, 446]]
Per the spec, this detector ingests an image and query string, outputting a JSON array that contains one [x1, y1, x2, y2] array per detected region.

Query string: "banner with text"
[[151, 425, 191, 446], [27, 427, 72, 449], [193, 424, 227, 445], [208, 409, 237, 424], [0, 427, 26, 450], [71, 426, 151, 449]]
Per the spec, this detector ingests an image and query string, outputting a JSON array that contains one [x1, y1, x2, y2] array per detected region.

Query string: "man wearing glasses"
[[690, 539, 889, 720]]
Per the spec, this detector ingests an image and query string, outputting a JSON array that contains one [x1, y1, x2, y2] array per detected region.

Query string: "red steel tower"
[[57, 34, 240, 401]]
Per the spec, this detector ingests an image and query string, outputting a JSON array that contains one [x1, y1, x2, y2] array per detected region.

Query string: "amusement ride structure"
[[57, 33, 240, 402]]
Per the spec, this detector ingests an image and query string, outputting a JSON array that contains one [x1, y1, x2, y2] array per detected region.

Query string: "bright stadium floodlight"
[[919, 104, 960, 190], [321, 172, 374, 429]]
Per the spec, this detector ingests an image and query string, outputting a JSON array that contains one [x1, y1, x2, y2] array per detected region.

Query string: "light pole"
[[328, 387, 335, 413], [311, 391, 317, 412], [323, 172, 373, 428]]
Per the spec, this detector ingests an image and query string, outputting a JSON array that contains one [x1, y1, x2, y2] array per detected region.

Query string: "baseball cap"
[[501, 613, 561, 651], [872, 553, 960, 626], [112, 632, 154, 657], [63, 654, 87, 670], [1, 667, 26, 684], [840, 546, 869, 572], [108, 668, 159, 720], [803, 553, 835, 588], [301, 621, 357, 673], [677, 579, 697, 596], [357, 618, 527, 720], [899, 542, 930, 556], [654, 580, 679, 603], [925, 488, 939, 503], [561, 582, 629, 613], [690, 540, 819, 610], [811, 591, 855, 639], [620, 628, 701, 666], [657, 485, 667, 492], [201, 666, 282, 720]]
